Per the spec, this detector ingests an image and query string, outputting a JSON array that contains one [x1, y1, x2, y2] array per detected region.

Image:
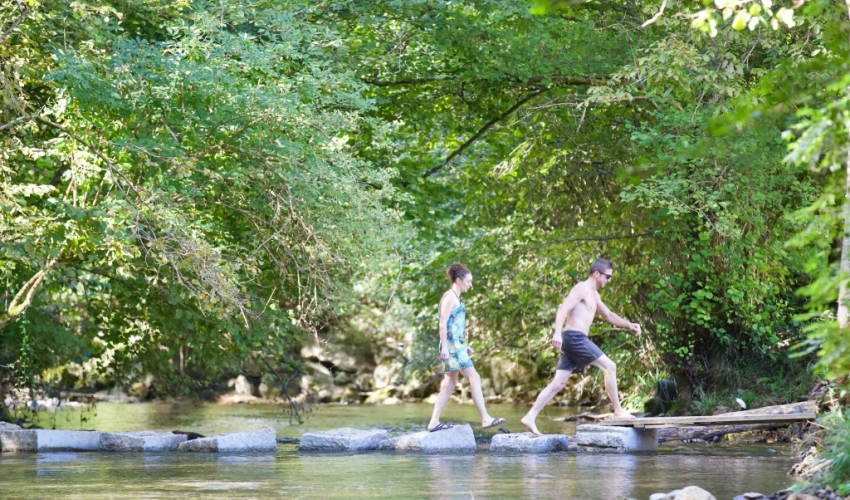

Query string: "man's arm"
[[596, 298, 642, 334], [551, 285, 586, 349]]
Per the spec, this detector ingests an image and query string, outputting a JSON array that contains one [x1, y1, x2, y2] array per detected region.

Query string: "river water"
[[0, 402, 797, 499]]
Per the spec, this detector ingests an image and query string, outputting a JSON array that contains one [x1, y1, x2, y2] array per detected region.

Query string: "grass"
[[693, 390, 722, 415], [613, 353, 823, 417]]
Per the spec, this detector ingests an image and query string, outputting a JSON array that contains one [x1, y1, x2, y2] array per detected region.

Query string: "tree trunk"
[[657, 400, 818, 443], [838, 147, 850, 327], [658, 423, 786, 443]]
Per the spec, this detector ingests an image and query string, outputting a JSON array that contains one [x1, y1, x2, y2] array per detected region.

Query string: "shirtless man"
[[521, 258, 641, 436]]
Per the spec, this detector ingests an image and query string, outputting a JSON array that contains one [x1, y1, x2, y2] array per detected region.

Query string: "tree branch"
[[0, 112, 37, 132], [641, 0, 667, 27], [362, 75, 456, 87], [423, 89, 547, 178], [525, 230, 658, 253], [35, 117, 141, 201], [50, 162, 71, 186], [0, 6, 31, 45], [364, 74, 608, 88], [0, 260, 56, 330]]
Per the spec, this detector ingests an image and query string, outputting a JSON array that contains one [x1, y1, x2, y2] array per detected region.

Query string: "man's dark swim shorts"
[[557, 330, 604, 373]]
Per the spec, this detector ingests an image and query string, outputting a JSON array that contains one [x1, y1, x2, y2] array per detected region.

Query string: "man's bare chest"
[[573, 298, 596, 317]]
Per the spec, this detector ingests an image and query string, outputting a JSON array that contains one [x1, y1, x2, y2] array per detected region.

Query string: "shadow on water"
[[0, 402, 797, 499]]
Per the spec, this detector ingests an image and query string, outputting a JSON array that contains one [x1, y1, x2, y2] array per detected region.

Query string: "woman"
[[427, 263, 506, 432]]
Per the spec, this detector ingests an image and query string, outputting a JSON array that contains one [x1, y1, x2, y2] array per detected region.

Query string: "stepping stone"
[[299, 428, 388, 452], [0, 430, 37, 452], [490, 433, 570, 453], [100, 431, 187, 452], [178, 427, 277, 453], [36, 430, 102, 451], [575, 424, 658, 452], [377, 437, 397, 450], [0, 422, 21, 431], [395, 423, 476, 453]]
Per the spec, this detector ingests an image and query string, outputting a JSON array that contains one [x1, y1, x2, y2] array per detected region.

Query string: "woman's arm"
[[438, 292, 457, 360]]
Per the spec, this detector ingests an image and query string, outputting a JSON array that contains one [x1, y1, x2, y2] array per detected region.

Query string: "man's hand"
[[628, 322, 642, 335], [440, 346, 449, 361], [551, 333, 562, 351]]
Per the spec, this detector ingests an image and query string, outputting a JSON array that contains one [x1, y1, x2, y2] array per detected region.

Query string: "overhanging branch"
[[423, 88, 547, 178], [0, 260, 55, 330], [364, 74, 608, 88], [362, 75, 456, 87], [0, 1, 31, 45], [525, 230, 659, 253]]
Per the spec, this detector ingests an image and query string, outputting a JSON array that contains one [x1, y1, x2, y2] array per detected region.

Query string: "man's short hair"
[[589, 258, 613, 277]]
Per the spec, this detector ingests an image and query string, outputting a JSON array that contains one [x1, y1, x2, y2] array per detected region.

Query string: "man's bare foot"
[[610, 411, 636, 420], [520, 415, 543, 437]]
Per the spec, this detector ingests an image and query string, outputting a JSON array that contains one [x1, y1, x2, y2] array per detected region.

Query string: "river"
[[0, 402, 797, 499]]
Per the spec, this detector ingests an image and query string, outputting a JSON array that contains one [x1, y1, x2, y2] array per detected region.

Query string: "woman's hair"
[[446, 263, 471, 283]]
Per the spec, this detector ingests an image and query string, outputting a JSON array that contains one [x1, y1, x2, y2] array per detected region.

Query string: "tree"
[[324, 0, 819, 394], [0, 0, 401, 393]]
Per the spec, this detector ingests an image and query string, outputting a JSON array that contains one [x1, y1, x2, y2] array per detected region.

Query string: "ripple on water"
[[0, 403, 798, 499], [165, 481, 262, 491]]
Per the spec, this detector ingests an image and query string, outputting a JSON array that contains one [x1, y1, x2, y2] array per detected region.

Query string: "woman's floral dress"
[[439, 300, 474, 373]]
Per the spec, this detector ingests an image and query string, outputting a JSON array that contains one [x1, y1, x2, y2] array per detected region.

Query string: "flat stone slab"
[[178, 427, 277, 453], [100, 431, 187, 452], [378, 437, 397, 451], [35, 430, 102, 451], [0, 430, 37, 452], [576, 424, 657, 451], [650, 485, 717, 500], [490, 433, 570, 453], [395, 423, 476, 453], [600, 413, 816, 428], [299, 428, 388, 451]]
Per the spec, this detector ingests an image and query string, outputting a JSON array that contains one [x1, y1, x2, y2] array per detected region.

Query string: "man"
[[521, 258, 641, 436]]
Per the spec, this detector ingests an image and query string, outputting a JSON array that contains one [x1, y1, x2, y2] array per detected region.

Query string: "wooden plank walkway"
[[595, 413, 817, 429]]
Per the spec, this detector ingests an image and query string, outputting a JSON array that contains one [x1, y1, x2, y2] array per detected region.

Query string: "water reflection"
[[426, 454, 477, 498], [0, 403, 798, 499], [41, 401, 581, 438], [0, 450, 796, 499]]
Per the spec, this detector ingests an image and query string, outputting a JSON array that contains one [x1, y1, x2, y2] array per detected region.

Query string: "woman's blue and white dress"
[[440, 300, 474, 373]]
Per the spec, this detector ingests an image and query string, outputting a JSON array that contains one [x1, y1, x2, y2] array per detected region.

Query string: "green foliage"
[[1, 0, 839, 408], [693, 390, 722, 416], [1, 0, 401, 393], [331, 1, 821, 393], [820, 408, 850, 495]]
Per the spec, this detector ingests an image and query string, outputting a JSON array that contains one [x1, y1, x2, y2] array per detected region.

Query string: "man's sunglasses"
[[599, 272, 612, 280]]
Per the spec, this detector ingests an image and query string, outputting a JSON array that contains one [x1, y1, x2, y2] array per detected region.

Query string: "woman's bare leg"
[[428, 371, 458, 430], [459, 366, 498, 426]]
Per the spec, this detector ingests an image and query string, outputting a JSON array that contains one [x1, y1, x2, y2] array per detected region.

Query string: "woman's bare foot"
[[520, 415, 543, 437], [481, 417, 506, 429], [611, 411, 636, 420]]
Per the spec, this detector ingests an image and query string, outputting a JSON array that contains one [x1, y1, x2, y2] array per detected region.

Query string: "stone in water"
[[394, 423, 476, 453], [490, 433, 570, 453], [299, 428, 388, 452], [178, 427, 277, 453]]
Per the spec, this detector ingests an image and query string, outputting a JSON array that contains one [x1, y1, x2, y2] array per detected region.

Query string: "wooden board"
[[595, 413, 817, 429]]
